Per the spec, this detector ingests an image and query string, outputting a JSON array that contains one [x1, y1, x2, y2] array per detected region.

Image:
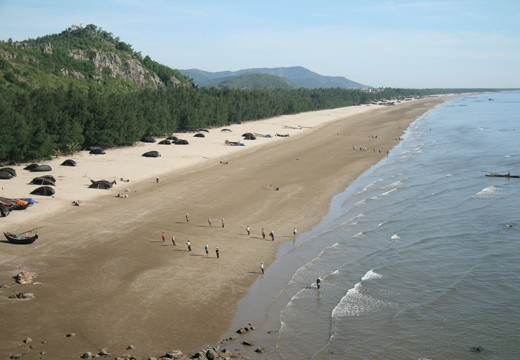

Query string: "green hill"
[[181, 66, 366, 89], [0, 24, 193, 91], [214, 73, 295, 89]]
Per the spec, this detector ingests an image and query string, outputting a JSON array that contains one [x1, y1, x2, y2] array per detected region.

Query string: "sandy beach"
[[0, 97, 446, 359]]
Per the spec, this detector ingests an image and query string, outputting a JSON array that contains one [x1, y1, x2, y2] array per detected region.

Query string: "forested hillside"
[[0, 25, 495, 164], [0, 24, 193, 91], [213, 73, 295, 89]]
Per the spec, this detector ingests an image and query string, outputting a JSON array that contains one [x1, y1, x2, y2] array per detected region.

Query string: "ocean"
[[229, 91, 520, 359]]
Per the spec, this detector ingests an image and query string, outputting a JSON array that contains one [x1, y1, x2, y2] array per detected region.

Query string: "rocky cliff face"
[[68, 48, 163, 87], [0, 35, 190, 89]]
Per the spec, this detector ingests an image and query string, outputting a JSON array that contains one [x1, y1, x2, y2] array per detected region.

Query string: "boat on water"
[[3, 229, 39, 245], [485, 173, 520, 179]]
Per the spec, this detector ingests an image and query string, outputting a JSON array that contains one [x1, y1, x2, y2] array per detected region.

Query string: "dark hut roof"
[[24, 163, 40, 171], [30, 164, 52, 172], [61, 159, 77, 166], [242, 133, 256, 140], [142, 150, 161, 158], [30, 186, 55, 196], [89, 180, 114, 189], [0, 170, 14, 180], [140, 135, 156, 143], [158, 139, 172, 145], [0, 167, 16, 177], [30, 177, 56, 186], [173, 139, 189, 145], [39, 175, 56, 183], [194, 133, 205, 138], [89, 147, 106, 155]]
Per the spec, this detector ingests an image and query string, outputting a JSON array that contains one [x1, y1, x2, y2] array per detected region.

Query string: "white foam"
[[380, 188, 398, 197], [391, 234, 401, 240], [357, 179, 379, 194], [386, 180, 403, 187], [354, 199, 366, 207], [361, 269, 383, 281], [331, 282, 390, 317], [474, 185, 504, 199], [353, 232, 366, 239]]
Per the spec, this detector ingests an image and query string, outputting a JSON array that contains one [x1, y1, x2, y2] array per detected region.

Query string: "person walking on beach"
[[293, 227, 297, 237], [171, 235, 176, 246], [246, 225, 251, 236], [216, 246, 220, 259], [156, 177, 160, 183], [221, 218, 225, 228], [260, 262, 264, 274], [208, 217, 212, 227], [161, 232, 165, 242], [269, 231, 275, 241], [261, 228, 266, 240], [187, 240, 192, 252], [186, 213, 190, 223], [204, 244, 209, 255]]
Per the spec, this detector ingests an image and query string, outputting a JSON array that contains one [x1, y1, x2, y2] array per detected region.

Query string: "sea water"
[[229, 91, 520, 359]]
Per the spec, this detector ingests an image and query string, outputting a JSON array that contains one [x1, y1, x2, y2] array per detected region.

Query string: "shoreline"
[[0, 97, 447, 359]]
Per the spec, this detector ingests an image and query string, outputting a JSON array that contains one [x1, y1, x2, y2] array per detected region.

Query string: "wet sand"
[[0, 97, 446, 359]]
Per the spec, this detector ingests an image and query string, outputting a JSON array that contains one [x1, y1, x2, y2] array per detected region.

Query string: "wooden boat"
[[485, 173, 520, 179], [3, 227, 41, 245]]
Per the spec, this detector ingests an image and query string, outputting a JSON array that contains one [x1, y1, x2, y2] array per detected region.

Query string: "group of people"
[[160, 214, 299, 275], [163, 233, 220, 259]]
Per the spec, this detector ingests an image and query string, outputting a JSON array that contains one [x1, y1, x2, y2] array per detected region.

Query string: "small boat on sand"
[[4, 228, 40, 245], [485, 173, 520, 179]]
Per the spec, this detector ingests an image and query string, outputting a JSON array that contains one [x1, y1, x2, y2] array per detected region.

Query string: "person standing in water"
[[186, 213, 190, 223], [204, 244, 209, 255], [216, 247, 220, 259], [261, 228, 266, 239], [161, 232, 165, 242], [171, 235, 176, 246], [260, 262, 264, 274], [316, 277, 321, 289], [208, 217, 212, 227], [187, 240, 192, 252]]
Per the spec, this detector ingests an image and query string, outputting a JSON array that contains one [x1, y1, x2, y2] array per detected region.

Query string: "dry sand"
[[0, 97, 446, 359]]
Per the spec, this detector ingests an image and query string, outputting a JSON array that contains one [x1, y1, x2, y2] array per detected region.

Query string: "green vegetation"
[[0, 85, 492, 164], [214, 73, 295, 89], [0, 24, 499, 164], [0, 24, 193, 91]]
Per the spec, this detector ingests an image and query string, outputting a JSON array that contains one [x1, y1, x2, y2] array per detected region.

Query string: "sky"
[[0, 0, 519, 88]]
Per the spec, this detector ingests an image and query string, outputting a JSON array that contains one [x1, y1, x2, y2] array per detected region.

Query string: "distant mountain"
[[0, 24, 193, 91], [214, 73, 294, 89], [180, 66, 366, 89]]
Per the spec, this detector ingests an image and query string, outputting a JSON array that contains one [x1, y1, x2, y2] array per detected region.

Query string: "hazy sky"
[[0, 0, 519, 88]]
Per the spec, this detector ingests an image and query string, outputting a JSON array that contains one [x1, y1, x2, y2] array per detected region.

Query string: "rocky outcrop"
[[41, 43, 53, 54], [15, 271, 37, 284], [67, 49, 162, 87]]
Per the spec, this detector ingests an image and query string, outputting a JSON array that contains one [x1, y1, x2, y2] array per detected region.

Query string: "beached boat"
[[485, 173, 520, 179], [4, 231, 39, 245]]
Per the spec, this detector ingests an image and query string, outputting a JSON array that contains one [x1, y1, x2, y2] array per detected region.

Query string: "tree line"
[[0, 85, 485, 164]]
